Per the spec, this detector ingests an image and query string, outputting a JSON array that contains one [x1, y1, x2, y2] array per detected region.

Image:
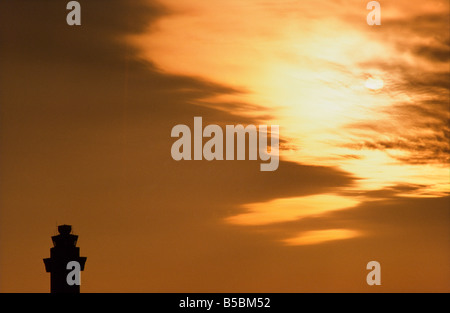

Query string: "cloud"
[[345, 9, 450, 167], [0, 0, 359, 292], [0, 0, 448, 293], [226, 194, 359, 226], [357, 183, 431, 198], [282, 229, 361, 246], [412, 42, 450, 63]]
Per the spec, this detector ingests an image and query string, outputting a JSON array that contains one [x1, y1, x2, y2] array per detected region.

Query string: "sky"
[[0, 0, 449, 292]]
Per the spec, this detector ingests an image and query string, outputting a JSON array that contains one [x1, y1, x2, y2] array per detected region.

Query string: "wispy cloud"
[[226, 194, 360, 226], [282, 229, 361, 246]]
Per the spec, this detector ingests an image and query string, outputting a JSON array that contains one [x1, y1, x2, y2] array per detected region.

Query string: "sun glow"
[[131, 0, 450, 243], [365, 77, 384, 90]]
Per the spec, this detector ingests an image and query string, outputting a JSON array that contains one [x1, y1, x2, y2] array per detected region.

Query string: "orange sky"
[[0, 0, 449, 292]]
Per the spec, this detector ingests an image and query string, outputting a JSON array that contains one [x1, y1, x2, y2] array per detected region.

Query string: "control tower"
[[43, 225, 87, 293]]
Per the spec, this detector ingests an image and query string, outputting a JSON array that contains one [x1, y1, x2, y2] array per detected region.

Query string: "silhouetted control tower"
[[43, 225, 87, 293]]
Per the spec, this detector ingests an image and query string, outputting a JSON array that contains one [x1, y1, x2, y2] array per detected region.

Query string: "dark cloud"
[[343, 128, 449, 165], [383, 13, 449, 43], [0, 0, 358, 292], [225, 194, 450, 292], [351, 183, 431, 198], [350, 10, 450, 165], [0, 0, 447, 293], [412, 43, 450, 63], [0, 0, 167, 66]]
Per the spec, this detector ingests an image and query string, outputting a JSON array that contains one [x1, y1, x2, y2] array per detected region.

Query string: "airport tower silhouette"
[[43, 225, 87, 293]]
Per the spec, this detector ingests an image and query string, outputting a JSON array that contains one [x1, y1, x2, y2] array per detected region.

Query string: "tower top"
[[58, 224, 72, 235]]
